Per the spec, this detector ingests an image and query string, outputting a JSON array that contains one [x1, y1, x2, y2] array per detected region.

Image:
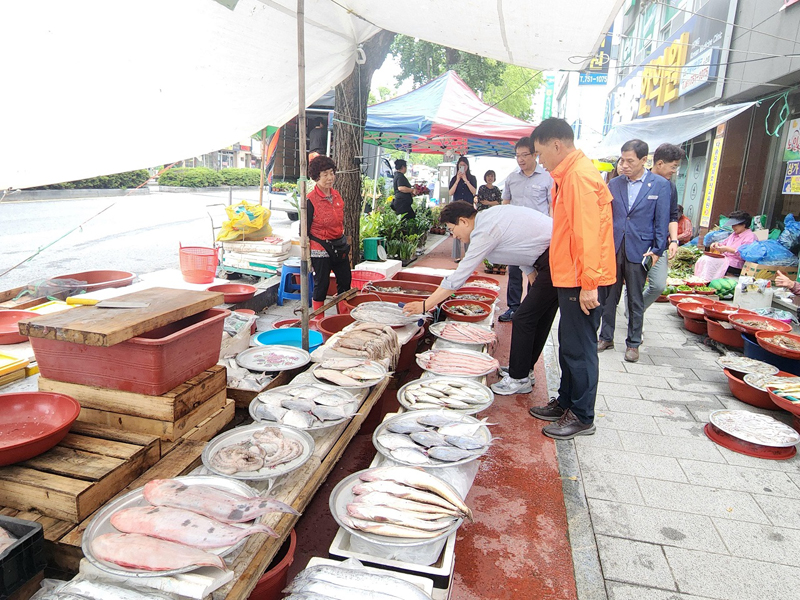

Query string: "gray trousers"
[[599, 240, 647, 349], [642, 251, 668, 310]]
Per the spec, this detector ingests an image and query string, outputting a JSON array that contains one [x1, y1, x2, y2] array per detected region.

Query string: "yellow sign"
[[700, 124, 726, 228], [638, 33, 689, 117]]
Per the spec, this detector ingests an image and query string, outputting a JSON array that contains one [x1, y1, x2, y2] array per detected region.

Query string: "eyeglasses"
[[515, 153, 532, 159]]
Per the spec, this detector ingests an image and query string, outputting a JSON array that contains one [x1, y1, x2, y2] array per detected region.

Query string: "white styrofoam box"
[[303, 557, 435, 595], [223, 250, 287, 267], [354, 259, 403, 279], [222, 239, 292, 255], [329, 527, 456, 589], [400, 266, 457, 278]]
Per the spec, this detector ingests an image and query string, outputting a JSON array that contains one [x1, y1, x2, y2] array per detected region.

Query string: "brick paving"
[[549, 299, 800, 600]]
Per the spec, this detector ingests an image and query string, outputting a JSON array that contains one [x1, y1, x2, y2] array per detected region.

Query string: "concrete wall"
[[724, 0, 800, 101], [1, 188, 150, 202]]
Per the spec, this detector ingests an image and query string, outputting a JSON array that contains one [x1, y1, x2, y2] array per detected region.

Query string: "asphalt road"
[[0, 189, 299, 290]]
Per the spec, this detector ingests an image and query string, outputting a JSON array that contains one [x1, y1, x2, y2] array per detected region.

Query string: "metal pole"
[[372, 150, 380, 212], [258, 127, 267, 206], [297, 0, 310, 351]]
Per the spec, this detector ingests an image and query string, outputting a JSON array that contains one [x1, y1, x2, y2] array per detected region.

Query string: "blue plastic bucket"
[[252, 328, 323, 352]]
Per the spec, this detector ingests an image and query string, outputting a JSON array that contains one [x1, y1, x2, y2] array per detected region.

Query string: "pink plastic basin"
[[31, 308, 229, 396], [47, 270, 135, 293], [0, 311, 38, 345]]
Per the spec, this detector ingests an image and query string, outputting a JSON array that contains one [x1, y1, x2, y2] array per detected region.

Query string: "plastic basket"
[[351, 270, 385, 290], [179, 245, 218, 284], [0, 515, 46, 597]]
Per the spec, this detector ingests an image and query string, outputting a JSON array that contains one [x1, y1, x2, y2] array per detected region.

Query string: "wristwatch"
[[669, 240, 678, 245]]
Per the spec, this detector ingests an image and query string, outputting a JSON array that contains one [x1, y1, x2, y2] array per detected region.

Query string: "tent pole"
[[372, 150, 380, 212], [258, 127, 267, 206], [297, 0, 310, 351]]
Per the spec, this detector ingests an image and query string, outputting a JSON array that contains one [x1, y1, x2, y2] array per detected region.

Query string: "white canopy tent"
[[590, 102, 757, 158], [0, 0, 623, 190]]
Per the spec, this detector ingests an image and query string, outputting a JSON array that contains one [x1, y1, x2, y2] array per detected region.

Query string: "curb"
[[545, 331, 608, 600], [1, 188, 151, 203]]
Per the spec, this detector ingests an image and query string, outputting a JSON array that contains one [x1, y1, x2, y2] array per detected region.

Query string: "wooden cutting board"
[[17, 287, 224, 347]]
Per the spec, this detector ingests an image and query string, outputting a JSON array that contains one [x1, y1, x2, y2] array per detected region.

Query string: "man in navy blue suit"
[[597, 139, 671, 363]]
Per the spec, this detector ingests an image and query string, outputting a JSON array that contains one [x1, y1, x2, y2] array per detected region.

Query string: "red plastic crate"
[[31, 308, 229, 396]]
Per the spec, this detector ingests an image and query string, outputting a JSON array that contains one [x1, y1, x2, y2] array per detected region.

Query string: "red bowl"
[[694, 289, 717, 295], [464, 275, 501, 291], [441, 299, 492, 323], [0, 310, 38, 345], [207, 283, 257, 303], [723, 368, 782, 409], [685, 280, 710, 287], [668, 294, 715, 307], [703, 302, 754, 322], [452, 292, 496, 304], [677, 303, 707, 320], [0, 392, 81, 466], [755, 331, 800, 361], [767, 388, 800, 418], [367, 280, 439, 296], [393, 272, 444, 286], [728, 313, 792, 336], [706, 317, 744, 348], [704, 251, 726, 259], [316, 314, 356, 341], [48, 270, 135, 292], [343, 293, 382, 311], [683, 315, 708, 335]]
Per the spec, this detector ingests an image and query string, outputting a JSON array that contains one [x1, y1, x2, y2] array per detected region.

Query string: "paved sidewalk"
[[548, 299, 800, 599]]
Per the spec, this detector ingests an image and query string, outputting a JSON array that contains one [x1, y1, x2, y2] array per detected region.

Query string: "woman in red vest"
[[307, 155, 352, 314]]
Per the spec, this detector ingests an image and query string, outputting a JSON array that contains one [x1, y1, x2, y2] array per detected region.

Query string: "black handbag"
[[310, 233, 350, 260]]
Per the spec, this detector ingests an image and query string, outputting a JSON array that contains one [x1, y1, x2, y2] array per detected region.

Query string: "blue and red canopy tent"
[[364, 71, 535, 158]]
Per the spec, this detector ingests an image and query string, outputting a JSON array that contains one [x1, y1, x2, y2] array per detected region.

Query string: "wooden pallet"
[[0, 423, 160, 523], [77, 389, 228, 441], [39, 365, 226, 421], [161, 398, 234, 454]]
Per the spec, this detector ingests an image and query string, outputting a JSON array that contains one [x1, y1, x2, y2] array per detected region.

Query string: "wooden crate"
[[161, 398, 235, 454], [39, 365, 226, 421], [0, 423, 160, 523], [77, 389, 228, 441]]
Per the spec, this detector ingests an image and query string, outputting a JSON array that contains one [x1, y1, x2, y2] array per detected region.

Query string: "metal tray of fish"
[[248, 383, 360, 431], [202, 423, 315, 481], [372, 409, 492, 468], [416, 348, 498, 377], [716, 355, 779, 375], [236, 345, 311, 372], [82, 475, 258, 578], [428, 321, 495, 347], [310, 361, 389, 389], [329, 470, 463, 547], [709, 410, 800, 448], [397, 376, 493, 415], [350, 301, 426, 327]]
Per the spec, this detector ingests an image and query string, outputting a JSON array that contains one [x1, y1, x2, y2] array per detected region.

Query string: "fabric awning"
[[0, 0, 623, 189], [590, 102, 756, 158], [364, 71, 535, 157]]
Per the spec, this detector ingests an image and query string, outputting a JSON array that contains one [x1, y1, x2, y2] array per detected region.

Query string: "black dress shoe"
[[542, 410, 596, 439], [529, 398, 566, 422]]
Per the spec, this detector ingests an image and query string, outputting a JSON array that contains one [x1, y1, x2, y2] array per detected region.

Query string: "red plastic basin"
[[207, 284, 256, 304], [0, 310, 38, 345], [31, 308, 229, 396], [755, 331, 800, 361], [728, 313, 792, 336], [455, 287, 499, 301], [464, 275, 500, 291], [393, 271, 444, 286], [441, 299, 492, 323], [316, 314, 356, 341], [47, 270, 135, 293], [365, 280, 438, 299], [706, 317, 744, 348], [683, 315, 708, 335], [343, 293, 382, 311], [0, 392, 81, 466], [248, 529, 296, 600], [397, 326, 425, 372]]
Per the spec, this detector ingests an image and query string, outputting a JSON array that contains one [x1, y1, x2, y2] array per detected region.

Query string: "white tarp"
[[0, 0, 622, 190], [590, 102, 756, 158]]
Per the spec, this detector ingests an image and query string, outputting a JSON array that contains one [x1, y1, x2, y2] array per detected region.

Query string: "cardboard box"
[[741, 261, 798, 282]]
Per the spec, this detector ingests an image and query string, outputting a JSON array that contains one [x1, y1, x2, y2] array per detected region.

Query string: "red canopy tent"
[[364, 71, 536, 158]]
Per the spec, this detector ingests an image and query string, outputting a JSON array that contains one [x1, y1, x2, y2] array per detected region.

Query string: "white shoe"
[[498, 365, 535, 385], [491, 374, 533, 395]]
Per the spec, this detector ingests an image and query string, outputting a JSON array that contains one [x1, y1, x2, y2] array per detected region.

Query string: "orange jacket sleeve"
[[563, 173, 613, 291]]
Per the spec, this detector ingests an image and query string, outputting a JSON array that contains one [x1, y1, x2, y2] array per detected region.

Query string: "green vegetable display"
[[677, 285, 693, 292]]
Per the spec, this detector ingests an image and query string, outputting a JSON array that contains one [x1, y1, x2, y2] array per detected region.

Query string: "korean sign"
[[579, 30, 612, 86], [783, 161, 800, 195]]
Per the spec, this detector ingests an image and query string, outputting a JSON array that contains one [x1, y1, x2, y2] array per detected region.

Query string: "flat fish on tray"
[[417, 349, 499, 376], [110, 506, 277, 548], [91, 532, 227, 572], [143, 479, 298, 523]]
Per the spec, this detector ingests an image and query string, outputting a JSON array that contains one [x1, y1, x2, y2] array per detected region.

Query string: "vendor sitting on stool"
[[709, 210, 757, 276], [402, 201, 556, 396]]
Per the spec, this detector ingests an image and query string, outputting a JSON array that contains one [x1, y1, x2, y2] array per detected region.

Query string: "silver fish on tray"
[[285, 561, 433, 600]]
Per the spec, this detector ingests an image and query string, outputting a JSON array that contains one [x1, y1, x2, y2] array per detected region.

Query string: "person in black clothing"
[[392, 159, 416, 220], [476, 169, 502, 210], [308, 117, 327, 156], [448, 156, 478, 261]]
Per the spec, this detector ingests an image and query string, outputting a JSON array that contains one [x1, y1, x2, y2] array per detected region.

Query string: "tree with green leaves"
[[484, 65, 543, 122]]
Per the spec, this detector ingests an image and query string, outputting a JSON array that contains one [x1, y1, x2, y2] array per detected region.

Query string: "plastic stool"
[[278, 264, 313, 306]]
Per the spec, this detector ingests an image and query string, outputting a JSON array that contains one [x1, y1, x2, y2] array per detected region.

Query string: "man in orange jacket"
[[529, 118, 616, 439]]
